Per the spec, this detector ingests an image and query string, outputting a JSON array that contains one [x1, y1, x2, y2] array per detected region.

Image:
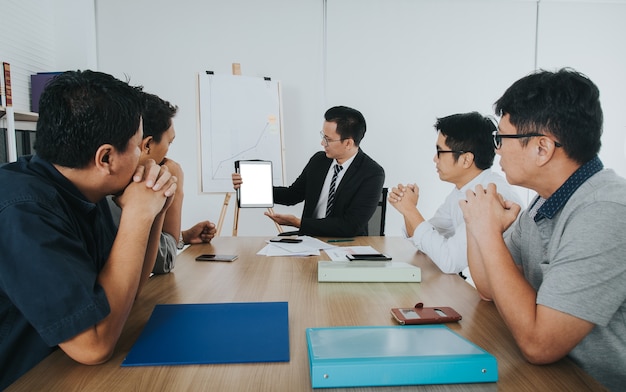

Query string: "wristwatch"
[[177, 231, 185, 250]]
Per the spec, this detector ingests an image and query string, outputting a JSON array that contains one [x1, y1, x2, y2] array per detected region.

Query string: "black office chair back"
[[367, 187, 387, 236]]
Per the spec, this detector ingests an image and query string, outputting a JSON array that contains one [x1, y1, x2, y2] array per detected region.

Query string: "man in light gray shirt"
[[460, 68, 626, 391]]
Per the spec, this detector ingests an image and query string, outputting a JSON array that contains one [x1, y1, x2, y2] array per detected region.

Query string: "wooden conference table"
[[8, 237, 606, 391]]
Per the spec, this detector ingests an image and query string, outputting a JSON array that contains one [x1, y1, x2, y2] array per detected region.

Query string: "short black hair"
[[34, 70, 144, 168], [434, 112, 496, 170], [324, 106, 367, 146], [142, 92, 178, 143], [494, 68, 602, 164]]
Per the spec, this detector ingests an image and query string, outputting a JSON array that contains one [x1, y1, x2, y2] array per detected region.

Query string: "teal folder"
[[306, 325, 497, 388], [122, 302, 289, 366]]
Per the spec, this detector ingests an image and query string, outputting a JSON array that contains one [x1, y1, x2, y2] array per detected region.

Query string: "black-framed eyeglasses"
[[436, 149, 467, 159], [492, 131, 563, 150], [320, 131, 343, 147]]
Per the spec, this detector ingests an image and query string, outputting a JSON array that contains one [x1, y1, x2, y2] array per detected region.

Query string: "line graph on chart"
[[198, 73, 284, 193]]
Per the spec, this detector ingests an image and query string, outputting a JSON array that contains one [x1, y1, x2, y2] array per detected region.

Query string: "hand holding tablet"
[[235, 160, 274, 208]]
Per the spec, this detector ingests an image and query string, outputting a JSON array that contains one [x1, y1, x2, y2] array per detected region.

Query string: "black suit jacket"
[[274, 149, 385, 237]]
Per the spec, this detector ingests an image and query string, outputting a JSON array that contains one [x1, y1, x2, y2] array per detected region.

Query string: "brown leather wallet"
[[390, 302, 462, 325]]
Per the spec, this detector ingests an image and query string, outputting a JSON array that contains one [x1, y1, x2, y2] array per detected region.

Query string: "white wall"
[[95, 0, 325, 236], [0, 0, 96, 112], [1, 0, 55, 112], [325, 0, 538, 233], [5, 0, 626, 236], [96, 0, 626, 236], [53, 0, 98, 71], [537, 0, 626, 179]]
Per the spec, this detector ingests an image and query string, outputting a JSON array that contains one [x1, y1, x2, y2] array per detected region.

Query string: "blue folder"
[[306, 325, 497, 388], [122, 302, 289, 366]]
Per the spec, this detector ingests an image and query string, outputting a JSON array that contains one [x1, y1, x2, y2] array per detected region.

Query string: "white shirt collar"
[[334, 152, 357, 171], [458, 169, 493, 193]]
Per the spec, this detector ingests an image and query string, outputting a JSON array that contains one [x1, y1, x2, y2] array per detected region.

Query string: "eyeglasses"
[[436, 149, 467, 159], [492, 131, 563, 150], [320, 131, 343, 147]]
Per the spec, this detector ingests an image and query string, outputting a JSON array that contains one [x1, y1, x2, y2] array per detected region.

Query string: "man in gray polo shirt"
[[460, 68, 626, 391]]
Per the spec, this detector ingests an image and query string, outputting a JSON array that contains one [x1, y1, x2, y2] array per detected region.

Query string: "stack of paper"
[[317, 244, 420, 282], [318, 260, 421, 282], [257, 235, 332, 256]]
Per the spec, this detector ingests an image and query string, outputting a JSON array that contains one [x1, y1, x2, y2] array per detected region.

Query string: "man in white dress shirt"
[[388, 112, 523, 284]]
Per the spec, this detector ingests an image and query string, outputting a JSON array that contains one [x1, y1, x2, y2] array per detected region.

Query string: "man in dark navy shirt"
[[0, 70, 178, 389]]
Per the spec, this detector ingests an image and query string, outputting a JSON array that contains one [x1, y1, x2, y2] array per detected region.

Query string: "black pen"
[[327, 238, 354, 243]]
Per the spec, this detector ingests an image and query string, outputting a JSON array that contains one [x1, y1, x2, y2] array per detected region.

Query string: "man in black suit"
[[232, 106, 384, 237]]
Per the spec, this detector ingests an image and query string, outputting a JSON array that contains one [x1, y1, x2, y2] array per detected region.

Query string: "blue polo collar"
[[532, 156, 603, 222]]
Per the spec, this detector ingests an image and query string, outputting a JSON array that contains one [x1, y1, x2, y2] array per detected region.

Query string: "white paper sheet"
[[256, 236, 333, 257]]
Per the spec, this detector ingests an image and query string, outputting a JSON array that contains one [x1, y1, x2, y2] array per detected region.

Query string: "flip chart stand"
[[214, 63, 282, 237], [215, 192, 281, 236]]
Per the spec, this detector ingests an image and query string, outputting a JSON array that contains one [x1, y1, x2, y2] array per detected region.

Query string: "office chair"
[[367, 187, 388, 236]]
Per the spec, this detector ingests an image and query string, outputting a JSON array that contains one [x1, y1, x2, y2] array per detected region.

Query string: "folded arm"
[[388, 183, 425, 237], [460, 184, 594, 363], [59, 161, 176, 364]]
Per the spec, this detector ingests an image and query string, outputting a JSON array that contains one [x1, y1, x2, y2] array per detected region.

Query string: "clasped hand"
[[116, 159, 178, 218], [388, 183, 419, 214], [459, 183, 521, 236]]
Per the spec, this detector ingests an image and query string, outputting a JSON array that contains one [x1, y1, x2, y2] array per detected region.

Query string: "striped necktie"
[[326, 164, 343, 217]]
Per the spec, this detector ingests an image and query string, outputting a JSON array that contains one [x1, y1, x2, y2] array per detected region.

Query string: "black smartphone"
[[270, 238, 303, 243], [195, 254, 238, 262], [346, 253, 392, 261]]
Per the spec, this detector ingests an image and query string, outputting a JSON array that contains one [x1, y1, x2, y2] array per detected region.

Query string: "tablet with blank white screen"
[[235, 160, 274, 208]]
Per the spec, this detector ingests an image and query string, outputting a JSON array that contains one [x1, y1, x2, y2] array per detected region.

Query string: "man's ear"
[[141, 136, 152, 154], [94, 145, 114, 173], [462, 152, 475, 168], [536, 136, 557, 167]]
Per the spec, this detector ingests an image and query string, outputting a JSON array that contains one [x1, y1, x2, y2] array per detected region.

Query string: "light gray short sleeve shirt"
[[505, 169, 626, 391]]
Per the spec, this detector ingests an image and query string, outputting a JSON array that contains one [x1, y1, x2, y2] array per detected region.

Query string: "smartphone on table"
[[346, 253, 392, 261], [195, 254, 238, 262], [390, 303, 462, 325]]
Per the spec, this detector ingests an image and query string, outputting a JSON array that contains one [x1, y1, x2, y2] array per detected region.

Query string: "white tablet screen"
[[236, 160, 274, 208]]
